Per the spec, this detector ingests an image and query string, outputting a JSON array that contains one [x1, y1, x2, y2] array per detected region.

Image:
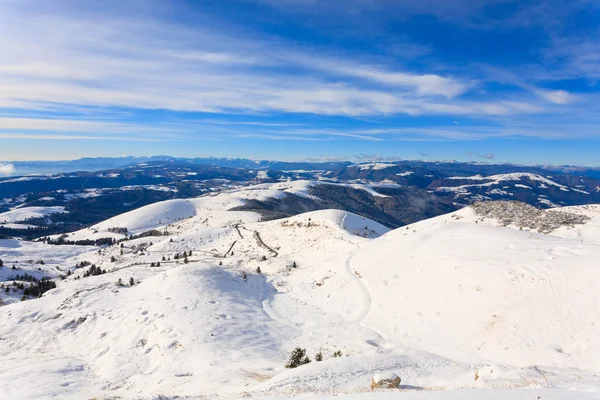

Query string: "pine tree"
[[129, 277, 135, 286], [242, 271, 247, 281], [111, 256, 116, 262], [315, 352, 323, 362], [156, 262, 161, 267], [285, 348, 311, 368], [256, 266, 262, 274], [0, 259, 3, 268], [184, 256, 189, 264]]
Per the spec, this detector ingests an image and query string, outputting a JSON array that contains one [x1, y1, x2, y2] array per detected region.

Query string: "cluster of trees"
[[4, 274, 57, 299], [83, 264, 107, 277], [75, 261, 92, 268], [173, 251, 193, 259], [7, 272, 39, 282], [107, 227, 128, 234], [129, 229, 165, 240], [23, 278, 57, 298], [44, 235, 116, 246], [285, 348, 342, 368], [117, 277, 135, 286]]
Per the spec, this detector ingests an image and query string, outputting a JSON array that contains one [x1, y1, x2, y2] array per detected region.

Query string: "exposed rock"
[[371, 372, 401, 389], [471, 201, 590, 233]]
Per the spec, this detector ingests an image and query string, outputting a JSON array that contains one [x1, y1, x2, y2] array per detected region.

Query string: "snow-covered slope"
[[0, 206, 67, 229], [53, 180, 393, 242], [1, 199, 599, 399], [0, 206, 67, 224], [353, 206, 600, 371]]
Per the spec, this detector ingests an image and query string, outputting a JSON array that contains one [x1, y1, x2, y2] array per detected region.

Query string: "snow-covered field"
[[1, 183, 599, 399]]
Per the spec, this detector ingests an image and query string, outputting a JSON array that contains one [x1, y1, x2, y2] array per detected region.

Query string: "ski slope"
[[1, 194, 599, 399]]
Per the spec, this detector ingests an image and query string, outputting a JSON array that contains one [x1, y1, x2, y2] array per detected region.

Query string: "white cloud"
[[535, 89, 576, 105], [0, 164, 16, 176], [0, 0, 548, 120]]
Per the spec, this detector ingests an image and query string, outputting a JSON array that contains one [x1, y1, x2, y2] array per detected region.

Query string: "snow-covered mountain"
[[4, 160, 600, 241], [0, 183, 599, 399]]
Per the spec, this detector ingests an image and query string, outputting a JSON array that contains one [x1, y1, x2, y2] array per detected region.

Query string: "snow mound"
[[94, 199, 198, 234]]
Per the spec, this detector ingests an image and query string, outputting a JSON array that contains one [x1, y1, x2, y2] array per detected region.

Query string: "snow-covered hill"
[[1, 196, 599, 399], [0, 206, 67, 230]]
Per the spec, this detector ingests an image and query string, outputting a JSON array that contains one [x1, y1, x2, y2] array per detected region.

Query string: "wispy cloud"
[[0, 0, 555, 121]]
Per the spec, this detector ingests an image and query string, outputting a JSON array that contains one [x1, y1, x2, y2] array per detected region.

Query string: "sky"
[[1, 0, 600, 166]]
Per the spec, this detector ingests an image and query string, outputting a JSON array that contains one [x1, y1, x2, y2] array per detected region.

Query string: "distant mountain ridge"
[[3, 159, 600, 239], [3, 155, 600, 179]]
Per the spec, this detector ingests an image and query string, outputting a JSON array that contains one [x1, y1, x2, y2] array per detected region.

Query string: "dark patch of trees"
[[83, 265, 106, 277]]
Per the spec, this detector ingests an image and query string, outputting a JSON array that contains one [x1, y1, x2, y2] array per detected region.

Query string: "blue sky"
[[1, 0, 600, 166]]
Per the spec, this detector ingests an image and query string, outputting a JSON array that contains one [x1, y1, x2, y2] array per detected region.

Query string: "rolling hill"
[[0, 186, 599, 399]]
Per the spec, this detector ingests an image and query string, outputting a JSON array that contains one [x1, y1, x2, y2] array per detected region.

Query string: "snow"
[[257, 170, 269, 179], [396, 171, 414, 177], [1, 195, 599, 399], [441, 173, 569, 191], [373, 371, 400, 382], [354, 163, 397, 170], [0, 206, 67, 224]]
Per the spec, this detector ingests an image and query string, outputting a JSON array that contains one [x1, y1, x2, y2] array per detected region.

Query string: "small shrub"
[[285, 347, 311, 369], [315, 352, 323, 362], [333, 350, 342, 358]]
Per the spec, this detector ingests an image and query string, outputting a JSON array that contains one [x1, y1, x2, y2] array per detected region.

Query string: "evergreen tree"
[[285, 348, 311, 368], [0, 259, 3, 267], [184, 256, 189, 264], [315, 352, 323, 362], [129, 277, 135, 286], [242, 271, 247, 281], [256, 266, 262, 274]]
